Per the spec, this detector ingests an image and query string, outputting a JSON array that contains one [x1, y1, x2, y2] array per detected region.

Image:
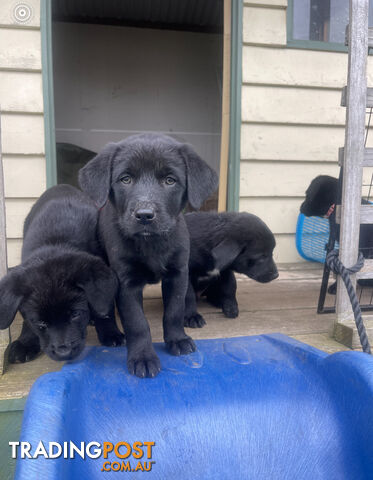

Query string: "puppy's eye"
[[37, 323, 47, 331], [165, 177, 176, 185], [120, 175, 132, 185]]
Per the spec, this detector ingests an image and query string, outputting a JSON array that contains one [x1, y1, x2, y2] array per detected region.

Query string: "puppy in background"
[[300, 175, 339, 219], [184, 212, 279, 328], [0, 185, 123, 363], [79, 134, 218, 378], [300, 175, 373, 291]]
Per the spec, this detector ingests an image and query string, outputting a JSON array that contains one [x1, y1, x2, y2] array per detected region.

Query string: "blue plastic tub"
[[296, 213, 339, 263], [15, 335, 373, 479]]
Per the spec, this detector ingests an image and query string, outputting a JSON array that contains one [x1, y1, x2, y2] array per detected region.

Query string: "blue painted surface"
[[15, 334, 373, 479], [296, 213, 339, 263]]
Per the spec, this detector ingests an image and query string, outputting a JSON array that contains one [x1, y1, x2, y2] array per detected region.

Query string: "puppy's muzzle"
[[52, 341, 82, 360], [255, 270, 279, 283], [134, 205, 156, 225], [54, 344, 72, 357]]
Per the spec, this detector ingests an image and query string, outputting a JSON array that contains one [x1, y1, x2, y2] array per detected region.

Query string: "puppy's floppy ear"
[[76, 256, 118, 318], [212, 239, 242, 272], [78, 142, 118, 208], [0, 269, 23, 329], [179, 144, 219, 210]]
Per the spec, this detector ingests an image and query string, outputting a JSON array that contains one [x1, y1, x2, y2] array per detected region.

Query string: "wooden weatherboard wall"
[[0, 0, 45, 267], [240, 0, 373, 263]]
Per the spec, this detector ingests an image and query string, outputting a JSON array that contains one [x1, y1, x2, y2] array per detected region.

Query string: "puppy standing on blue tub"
[[79, 133, 218, 378]]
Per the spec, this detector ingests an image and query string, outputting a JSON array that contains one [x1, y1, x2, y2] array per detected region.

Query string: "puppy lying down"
[[184, 212, 279, 328], [0, 184, 123, 363]]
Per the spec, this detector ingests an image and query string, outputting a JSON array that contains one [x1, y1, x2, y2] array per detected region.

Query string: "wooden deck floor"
[[0, 263, 349, 400]]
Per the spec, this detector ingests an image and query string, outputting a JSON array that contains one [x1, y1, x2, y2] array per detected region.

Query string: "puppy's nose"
[[54, 344, 72, 356], [135, 207, 155, 223]]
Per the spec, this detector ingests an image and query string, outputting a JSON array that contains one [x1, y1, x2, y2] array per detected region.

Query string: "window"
[[289, 0, 373, 50]]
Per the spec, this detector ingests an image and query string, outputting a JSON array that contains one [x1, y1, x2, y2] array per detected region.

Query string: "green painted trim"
[[227, 0, 243, 212], [287, 0, 348, 53], [0, 397, 27, 413], [287, 39, 348, 53], [41, 0, 57, 187]]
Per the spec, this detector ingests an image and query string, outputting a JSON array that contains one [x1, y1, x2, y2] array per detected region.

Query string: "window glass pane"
[[292, 0, 373, 44], [329, 0, 348, 43], [293, 0, 310, 41]]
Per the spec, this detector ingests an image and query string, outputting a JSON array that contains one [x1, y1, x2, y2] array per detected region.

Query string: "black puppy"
[[300, 175, 339, 219], [184, 212, 279, 327], [0, 185, 123, 363], [300, 175, 373, 291], [79, 134, 218, 378]]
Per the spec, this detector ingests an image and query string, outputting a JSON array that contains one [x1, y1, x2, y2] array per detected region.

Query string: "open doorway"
[[51, 0, 224, 210]]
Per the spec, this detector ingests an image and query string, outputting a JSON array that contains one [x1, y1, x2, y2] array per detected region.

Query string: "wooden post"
[[0, 112, 10, 374], [335, 0, 369, 346], [218, 0, 231, 212]]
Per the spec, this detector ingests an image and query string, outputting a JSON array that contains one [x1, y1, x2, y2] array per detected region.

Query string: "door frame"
[[41, 0, 242, 210], [41, 0, 57, 187]]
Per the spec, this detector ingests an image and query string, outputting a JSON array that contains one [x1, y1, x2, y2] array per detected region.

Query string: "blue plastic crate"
[[296, 213, 338, 263], [14, 335, 373, 479]]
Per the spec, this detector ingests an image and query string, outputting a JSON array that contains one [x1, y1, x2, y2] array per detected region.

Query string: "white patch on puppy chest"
[[207, 268, 220, 277], [197, 268, 220, 283]]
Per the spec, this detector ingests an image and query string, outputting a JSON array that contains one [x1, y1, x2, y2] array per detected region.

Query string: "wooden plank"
[[345, 25, 373, 48], [240, 160, 339, 197], [271, 234, 303, 264], [1, 114, 45, 154], [290, 333, 350, 354], [0, 28, 41, 70], [218, 0, 231, 212], [357, 204, 373, 223], [336, 204, 373, 224], [241, 124, 345, 161], [5, 199, 36, 238], [334, 317, 373, 348], [243, 5, 286, 46], [3, 156, 46, 197], [338, 146, 373, 166], [243, 44, 373, 87], [239, 197, 304, 234], [0, 71, 43, 113], [6, 239, 22, 267], [355, 258, 373, 279], [242, 85, 345, 125], [244, 0, 287, 7], [0, 0, 40, 28], [341, 85, 373, 107], [0, 114, 10, 375], [336, 0, 369, 326]]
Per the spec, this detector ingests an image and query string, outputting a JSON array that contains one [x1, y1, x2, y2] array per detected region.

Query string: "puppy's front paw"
[[98, 330, 125, 347], [184, 313, 206, 328], [222, 299, 239, 318], [166, 337, 196, 356], [127, 350, 161, 378], [8, 340, 41, 363]]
